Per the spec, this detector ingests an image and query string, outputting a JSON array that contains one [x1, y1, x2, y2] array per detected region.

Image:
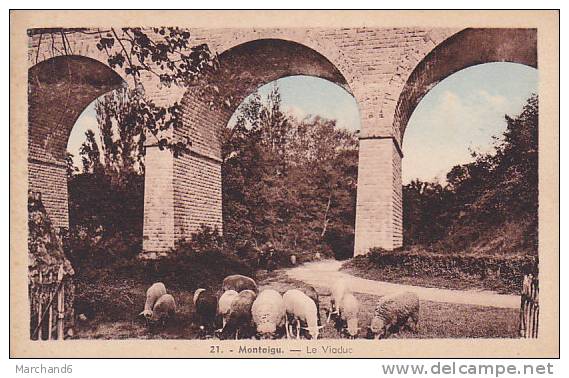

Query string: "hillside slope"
[[403, 94, 538, 257]]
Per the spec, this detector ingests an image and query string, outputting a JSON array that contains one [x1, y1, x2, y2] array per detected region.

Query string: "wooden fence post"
[[37, 272, 43, 340], [47, 272, 52, 340], [520, 274, 539, 338], [56, 265, 65, 340], [32, 266, 67, 341]]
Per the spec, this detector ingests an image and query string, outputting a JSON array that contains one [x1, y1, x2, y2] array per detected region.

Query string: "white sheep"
[[149, 294, 177, 324], [251, 289, 286, 339], [222, 289, 257, 339], [139, 282, 167, 320], [300, 285, 322, 326], [338, 292, 360, 338], [368, 291, 420, 339], [218, 290, 239, 328], [283, 289, 322, 340], [328, 279, 352, 323]]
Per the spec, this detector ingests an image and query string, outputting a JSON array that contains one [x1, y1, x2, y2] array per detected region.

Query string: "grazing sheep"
[[218, 290, 239, 328], [283, 289, 321, 340], [337, 292, 360, 338], [222, 274, 258, 293], [139, 282, 167, 320], [328, 279, 352, 323], [193, 288, 218, 334], [251, 289, 286, 339], [150, 294, 177, 324], [300, 285, 322, 326], [221, 290, 257, 339], [368, 291, 420, 339]]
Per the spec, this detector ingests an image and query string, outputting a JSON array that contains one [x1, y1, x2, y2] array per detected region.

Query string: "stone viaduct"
[[27, 27, 537, 257]]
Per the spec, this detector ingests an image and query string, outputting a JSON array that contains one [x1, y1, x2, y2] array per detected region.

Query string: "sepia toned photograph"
[[10, 10, 559, 358]]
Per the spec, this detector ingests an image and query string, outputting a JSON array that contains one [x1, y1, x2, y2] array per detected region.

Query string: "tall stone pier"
[[27, 27, 537, 257]]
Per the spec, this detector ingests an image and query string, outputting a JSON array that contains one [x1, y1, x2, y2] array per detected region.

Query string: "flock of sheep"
[[139, 274, 420, 340]]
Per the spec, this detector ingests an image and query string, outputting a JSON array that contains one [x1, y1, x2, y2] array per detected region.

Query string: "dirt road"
[[286, 260, 520, 309]]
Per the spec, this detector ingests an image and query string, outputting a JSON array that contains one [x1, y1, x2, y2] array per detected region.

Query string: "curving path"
[[286, 260, 520, 309]]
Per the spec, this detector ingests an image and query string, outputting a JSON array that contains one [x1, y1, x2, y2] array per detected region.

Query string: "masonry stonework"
[[27, 27, 537, 256], [27, 55, 124, 229]]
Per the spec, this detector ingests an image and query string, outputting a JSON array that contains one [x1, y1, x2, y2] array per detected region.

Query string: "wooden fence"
[[519, 273, 539, 338], [32, 265, 67, 340]]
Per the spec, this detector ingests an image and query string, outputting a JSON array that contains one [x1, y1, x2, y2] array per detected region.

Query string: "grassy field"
[[74, 267, 519, 339], [74, 283, 201, 339], [256, 269, 519, 339]]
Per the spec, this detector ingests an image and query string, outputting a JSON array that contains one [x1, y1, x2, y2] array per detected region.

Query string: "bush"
[[344, 247, 538, 294], [403, 95, 538, 256], [61, 227, 141, 275], [71, 226, 256, 322], [144, 248, 255, 291]]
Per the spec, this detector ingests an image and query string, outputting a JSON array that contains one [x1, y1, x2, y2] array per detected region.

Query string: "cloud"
[[424, 90, 470, 133], [403, 88, 515, 184], [438, 90, 463, 114], [476, 89, 509, 110], [283, 104, 310, 121]]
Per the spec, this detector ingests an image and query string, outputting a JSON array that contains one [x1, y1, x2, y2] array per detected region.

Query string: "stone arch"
[[393, 28, 537, 144], [169, 38, 358, 247], [28, 29, 129, 81], [28, 55, 126, 228], [213, 31, 359, 91], [354, 28, 538, 256]]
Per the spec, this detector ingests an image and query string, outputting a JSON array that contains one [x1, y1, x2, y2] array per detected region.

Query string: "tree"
[[93, 88, 146, 188], [65, 153, 78, 179], [79, 129, 103, 175], [221, 85, 359, 260], [69, 89, 151, 259], [402, 94, 539, 255], [30, 27, 221, 157]]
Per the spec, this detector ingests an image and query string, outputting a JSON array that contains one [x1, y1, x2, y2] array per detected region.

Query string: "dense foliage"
[[31, 27, 219, 157], [66, 86, 537, 287], [403, 94, 538, 256], [66, 83, 359, 277], [65, 90, 146, 273], [28, 192, 76, 338], [221, 86, 359, 261], [344, 247, 538, 294]]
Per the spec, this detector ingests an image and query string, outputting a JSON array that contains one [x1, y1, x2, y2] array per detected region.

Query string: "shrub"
[[70, 225, 256, 322], [61, 227, 141, 275], [345, 247, 538, 294]]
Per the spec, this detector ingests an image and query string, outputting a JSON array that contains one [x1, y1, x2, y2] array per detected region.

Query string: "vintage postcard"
[[10, 10, 559, 358]]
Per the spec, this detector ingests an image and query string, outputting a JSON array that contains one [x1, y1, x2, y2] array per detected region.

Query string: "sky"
[[226, 76, 360, 130], [401, 63, 537, 184], [69, 104, 99, 168], [69, 63, 537, 183]]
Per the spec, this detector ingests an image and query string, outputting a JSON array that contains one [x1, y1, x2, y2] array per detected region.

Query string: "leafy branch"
[[29, 27, 223, 157]]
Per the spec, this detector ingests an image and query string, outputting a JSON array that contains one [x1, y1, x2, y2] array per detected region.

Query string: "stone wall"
[[27, 27, 538, 256], [142, 145, 175, 256], [28, 160, 68, 229], [27, 55, 124, 228]]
